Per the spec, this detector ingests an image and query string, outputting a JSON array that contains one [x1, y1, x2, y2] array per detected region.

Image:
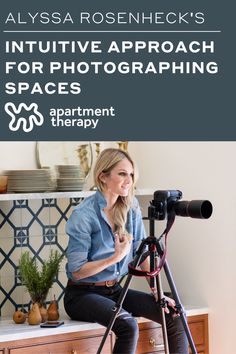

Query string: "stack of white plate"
[[56, 165, 85, 191], [6, 169, 54, 193]]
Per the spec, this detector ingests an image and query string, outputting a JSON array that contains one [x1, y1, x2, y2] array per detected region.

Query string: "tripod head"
[[148, 190, 213, 220]]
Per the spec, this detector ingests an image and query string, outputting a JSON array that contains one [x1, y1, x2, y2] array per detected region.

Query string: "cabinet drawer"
[[9, 335, 111, 354], [136, 326, 164, 353], [189, 320, 204, 346]]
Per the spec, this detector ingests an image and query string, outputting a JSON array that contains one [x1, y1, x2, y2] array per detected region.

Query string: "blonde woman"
[[64, 148, 188, 354]]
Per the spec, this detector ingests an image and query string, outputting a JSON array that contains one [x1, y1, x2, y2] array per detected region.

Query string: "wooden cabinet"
[[8, 335, 111, 354], [2, 314, 208, 354], [136, 321, 164, 353], [188, 314, 209, 354], [5, 329, 112, 354], [135, 314, 209, 354]]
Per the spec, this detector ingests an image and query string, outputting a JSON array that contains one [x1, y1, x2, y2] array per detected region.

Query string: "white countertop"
[[0, 306, 209, 343]]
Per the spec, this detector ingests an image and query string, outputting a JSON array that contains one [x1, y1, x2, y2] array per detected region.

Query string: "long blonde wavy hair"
[[94, 148, 137, 236]]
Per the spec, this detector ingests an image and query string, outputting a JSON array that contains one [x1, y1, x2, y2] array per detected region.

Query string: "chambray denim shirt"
[[66, 190, 146, 283]]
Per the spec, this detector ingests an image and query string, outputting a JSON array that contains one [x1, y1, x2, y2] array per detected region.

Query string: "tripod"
[[96, 212, 198, 354]]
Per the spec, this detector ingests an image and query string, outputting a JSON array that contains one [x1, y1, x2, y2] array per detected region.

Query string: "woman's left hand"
[[163, 295, 178, 315]]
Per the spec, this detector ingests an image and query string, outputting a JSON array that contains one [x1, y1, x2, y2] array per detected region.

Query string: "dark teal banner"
[[0, 0, 234, 140]]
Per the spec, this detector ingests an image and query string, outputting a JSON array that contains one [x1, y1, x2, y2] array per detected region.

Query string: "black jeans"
[[64, 283, 188, 354]]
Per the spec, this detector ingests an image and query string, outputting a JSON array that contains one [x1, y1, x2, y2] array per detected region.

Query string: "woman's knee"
[[113, 311, 139, 339]]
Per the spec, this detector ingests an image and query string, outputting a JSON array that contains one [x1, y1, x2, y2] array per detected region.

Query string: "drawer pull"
[[149, 337, 164, 349], [71, 350, 77, 354]]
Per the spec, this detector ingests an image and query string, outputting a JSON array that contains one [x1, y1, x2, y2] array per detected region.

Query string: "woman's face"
[[101, 158, 134, 198]]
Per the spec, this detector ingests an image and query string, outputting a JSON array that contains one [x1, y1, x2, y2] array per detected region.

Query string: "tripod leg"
[[96, 273, 133, 354], [96, 244, 145, 354], [163, 260, 197, 354], [156, 273, 170, 354], [149, 243, 169, 354]]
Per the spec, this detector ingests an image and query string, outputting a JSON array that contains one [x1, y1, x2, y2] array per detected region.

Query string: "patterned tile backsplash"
[[0, 197, 84, 318]]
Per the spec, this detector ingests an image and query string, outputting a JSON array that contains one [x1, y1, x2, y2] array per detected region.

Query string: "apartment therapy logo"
[[5, 102, 44, 133]]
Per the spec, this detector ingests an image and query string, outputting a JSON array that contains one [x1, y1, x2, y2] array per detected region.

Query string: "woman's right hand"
[[113, 233, 132, 262]]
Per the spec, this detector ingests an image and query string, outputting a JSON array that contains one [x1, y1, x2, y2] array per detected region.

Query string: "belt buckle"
[[105, 280, 115, 287]]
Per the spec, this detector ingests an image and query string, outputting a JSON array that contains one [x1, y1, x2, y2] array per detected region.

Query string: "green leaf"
[[18, 250, 64, 305]]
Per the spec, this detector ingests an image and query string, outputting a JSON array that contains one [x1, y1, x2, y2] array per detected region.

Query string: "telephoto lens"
[[173, 200, 213, 219]]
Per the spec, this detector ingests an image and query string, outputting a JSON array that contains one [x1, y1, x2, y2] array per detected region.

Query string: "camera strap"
[[128, 211, 176, 278]]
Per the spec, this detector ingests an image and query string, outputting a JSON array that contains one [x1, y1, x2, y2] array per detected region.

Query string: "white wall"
[[0, 141, 235, 354], [129, 142, 235, 354], [0, 142, 37, 171]]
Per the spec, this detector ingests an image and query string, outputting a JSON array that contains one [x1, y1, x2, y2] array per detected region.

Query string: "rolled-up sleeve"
[[66, 208, 92, 273]]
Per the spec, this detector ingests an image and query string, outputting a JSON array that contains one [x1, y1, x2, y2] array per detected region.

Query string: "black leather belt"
[[67, 279, 118, 287]]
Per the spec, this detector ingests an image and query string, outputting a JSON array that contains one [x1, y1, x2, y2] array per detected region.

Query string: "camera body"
[[149, 190, 212, 220]]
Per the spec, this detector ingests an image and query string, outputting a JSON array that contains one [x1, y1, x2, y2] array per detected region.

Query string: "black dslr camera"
[[149, 190, 213, 220]]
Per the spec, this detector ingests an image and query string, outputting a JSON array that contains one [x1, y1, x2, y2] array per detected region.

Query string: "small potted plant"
[[18, 250, 64, 323]]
